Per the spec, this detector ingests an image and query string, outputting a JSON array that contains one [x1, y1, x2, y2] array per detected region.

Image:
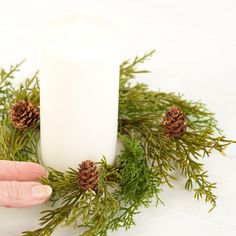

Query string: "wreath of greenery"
[[0, 51, 234, 236]]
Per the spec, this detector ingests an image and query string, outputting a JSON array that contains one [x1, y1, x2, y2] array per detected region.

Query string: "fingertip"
[[0, 181, 52, 208], [44, 169, 49, 178], [17, 162, 49, 181], [34, 163, 49, 178]]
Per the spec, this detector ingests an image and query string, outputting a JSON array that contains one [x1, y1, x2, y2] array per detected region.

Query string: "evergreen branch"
[[0, 63, 40, 163], [116, 133, 162, 207], [23, 158, 120, 236], [120, 50, 155, 81], [22, 192, 81, 236], [175, 137, 217, 211], [0, 60, 24, 88], [118, 51, 235, 210], [109, 133, 162, 231], [12, 71, 40, 105], [0, 52, 234, 236]]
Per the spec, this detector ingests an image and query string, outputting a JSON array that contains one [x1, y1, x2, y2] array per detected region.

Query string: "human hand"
[[0, 160, 52, 208]]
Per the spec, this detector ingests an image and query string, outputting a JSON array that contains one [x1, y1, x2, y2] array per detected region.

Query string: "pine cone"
[[8, 100, 40, 130], [78, 160, 99, 191], [162, 107, 187, 137]]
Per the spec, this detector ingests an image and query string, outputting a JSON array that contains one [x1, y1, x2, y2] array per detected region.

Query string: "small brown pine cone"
[[162, 107, 187, 137], [8, 100, 40, 130], [78, 160, 99, 191]]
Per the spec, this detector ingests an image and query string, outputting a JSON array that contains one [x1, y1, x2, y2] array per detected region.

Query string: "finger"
[[0, 160, 48, 181], [0, 181, 52, 208]]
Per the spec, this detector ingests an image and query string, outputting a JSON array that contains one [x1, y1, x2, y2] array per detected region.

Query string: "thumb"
[[0, 181, 52, 208]]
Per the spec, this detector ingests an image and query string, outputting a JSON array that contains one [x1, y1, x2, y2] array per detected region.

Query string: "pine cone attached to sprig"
[[78, 160, 99, 191], [162, 106, 187, 137], [8, 100, 40, 130]]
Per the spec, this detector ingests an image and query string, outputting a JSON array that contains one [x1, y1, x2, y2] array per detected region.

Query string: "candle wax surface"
[[40, 14, 120, 171]]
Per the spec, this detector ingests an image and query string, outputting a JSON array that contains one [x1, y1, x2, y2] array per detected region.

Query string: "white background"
[[0, 0, 236, 235]]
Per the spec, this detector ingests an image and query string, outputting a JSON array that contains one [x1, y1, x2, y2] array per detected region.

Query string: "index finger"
[[0, 160, 48, 181]]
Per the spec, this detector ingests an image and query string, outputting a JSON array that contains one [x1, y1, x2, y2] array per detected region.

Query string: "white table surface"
[[0, 1, 236, 235]]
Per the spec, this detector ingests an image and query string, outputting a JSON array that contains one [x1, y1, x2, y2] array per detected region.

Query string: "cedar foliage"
[[0, 52, 234, 235]]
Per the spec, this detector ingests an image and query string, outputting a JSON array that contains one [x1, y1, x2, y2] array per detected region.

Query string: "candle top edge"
[[42, 14, 120, 59]]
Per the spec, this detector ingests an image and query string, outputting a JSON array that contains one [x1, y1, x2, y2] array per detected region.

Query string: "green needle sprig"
[[23, 158, 120, 236], [0, 63, 40, 162], [0, 51, 235, 235], [118, 51, 235, 211]]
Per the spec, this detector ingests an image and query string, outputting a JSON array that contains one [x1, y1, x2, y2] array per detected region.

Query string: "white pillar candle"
[[40, 14, 119, 171]]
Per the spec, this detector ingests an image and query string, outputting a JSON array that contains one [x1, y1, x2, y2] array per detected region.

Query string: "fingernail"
[[32, 185, 52, 200], [44, 170, 49, 178], [40, 166, 49, 178]]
